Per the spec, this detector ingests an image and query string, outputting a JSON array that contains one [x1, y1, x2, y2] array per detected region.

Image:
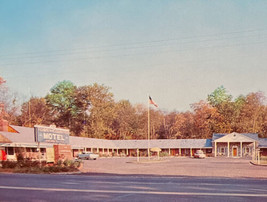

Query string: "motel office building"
[[0, 125, 267, 161]]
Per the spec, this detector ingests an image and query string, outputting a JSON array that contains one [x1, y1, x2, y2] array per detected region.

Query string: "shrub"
[[18, 160, 40, 168], [63, 159, 72, 167], [2, 161, 17, 169], [160, 152, 169, 157], [16, 153, 24, 162], [56, 160, 63, 166], [1, 158, 80, 174], [73, 161, 81, 168]]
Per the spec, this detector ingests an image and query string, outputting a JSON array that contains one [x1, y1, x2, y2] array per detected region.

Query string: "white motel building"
[[1, 123, 267, 162]]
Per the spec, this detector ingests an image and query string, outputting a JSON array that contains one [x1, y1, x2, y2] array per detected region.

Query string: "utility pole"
[[148, 97, 150, 160], [28, 99, 31, 127]]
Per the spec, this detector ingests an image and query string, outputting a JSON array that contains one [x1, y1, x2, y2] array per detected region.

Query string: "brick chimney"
[[0, 78, 8, 132], [0, 103, 8, 132]]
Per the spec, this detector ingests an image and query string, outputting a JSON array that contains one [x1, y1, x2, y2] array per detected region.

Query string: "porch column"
[[169, 148, 171, 156], [253, 141, 257, 158], [103, 148, 105, 154], [126, 149, 129, 156], [258, 150, 260, 165], [240, 142, 243, 157], [137, 149, 139, 162], [117, 149, 119, 156], [107, 148, 110, 155], [190, 148, 193, 157], [179, 148, 181, 156], [97, 148, 99, 153], [215, 142, 217, 157], [227, 141, 230, 157]]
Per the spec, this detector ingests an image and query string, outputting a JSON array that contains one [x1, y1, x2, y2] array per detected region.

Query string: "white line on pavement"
[[0, 186, 267, 197]]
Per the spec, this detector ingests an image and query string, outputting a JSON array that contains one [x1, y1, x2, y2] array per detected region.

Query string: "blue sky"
[[1, 1, 267, 111]]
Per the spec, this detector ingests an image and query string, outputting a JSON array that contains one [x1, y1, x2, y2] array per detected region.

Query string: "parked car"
[[194, 150, 206, 159], [77, 152, 99, 160]]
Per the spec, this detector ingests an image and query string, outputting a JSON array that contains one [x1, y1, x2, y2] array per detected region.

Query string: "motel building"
[[213, 132, 267, 158], [0, 121, 267, 162]]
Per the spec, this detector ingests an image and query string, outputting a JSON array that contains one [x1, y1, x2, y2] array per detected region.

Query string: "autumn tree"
[[173, 111, 195, 139], [84, 83, 116, 139], [0, 77, 19, 125], [158, 111, 177, 139], [18, 97, 52, 127], [260, 106, 267, 138], [149, 109, 164, 139], [132, 104, 148, 139], [237, 92, 266, 135], [191, 100, 221, 138], [111, 100, 139, 140], [8, 78, 267, 139], [207, 86, 235, 133], [230, 95, 246, 132]]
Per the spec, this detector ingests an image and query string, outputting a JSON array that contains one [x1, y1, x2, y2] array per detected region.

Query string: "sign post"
[[38, 142, 41, 166]]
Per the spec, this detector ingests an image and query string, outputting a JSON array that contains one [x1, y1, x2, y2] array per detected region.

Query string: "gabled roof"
[[69, 138, 213, 149], [0, 133, 12, 143], [259, 138, 267, 148], [213, 133, 259, 141], [8, 125, 19, 133], [212, 133, 225, 141], [10, 125, 212, 149], [0, 125, 54, 148], [112, 139, 212, 149], [0, 125, 216, 149], [213, 132, 258, 143], [0, 128, 35, 143], [242, 133, 259, 141], [69, 136, 116, 149]]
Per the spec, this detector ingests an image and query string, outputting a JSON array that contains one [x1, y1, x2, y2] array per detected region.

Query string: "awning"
[[0, 143, 53, 148]]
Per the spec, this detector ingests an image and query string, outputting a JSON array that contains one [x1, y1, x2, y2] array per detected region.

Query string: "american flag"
[[149, 96, 158, 107]]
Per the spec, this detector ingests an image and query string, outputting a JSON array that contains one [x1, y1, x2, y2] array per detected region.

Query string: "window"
[[206, 149, 212, 153], [245, 147, 250, 154], [5, 147, 14, 155], [220, 147, 226, 154]]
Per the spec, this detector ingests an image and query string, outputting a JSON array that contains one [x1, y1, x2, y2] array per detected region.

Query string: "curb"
[[250, 161, 267, 166]]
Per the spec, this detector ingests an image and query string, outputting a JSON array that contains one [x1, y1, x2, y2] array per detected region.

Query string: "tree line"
[[1, 79, 267, 139]]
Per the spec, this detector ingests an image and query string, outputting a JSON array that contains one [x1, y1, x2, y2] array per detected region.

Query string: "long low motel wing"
[[0, 125, 267, 161]]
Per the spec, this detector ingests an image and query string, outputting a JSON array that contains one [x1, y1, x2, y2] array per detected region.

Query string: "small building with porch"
[[212, 132, 259, 158]]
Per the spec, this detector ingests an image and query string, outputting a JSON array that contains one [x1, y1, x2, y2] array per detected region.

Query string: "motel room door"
[[232, 147, 238, 157]]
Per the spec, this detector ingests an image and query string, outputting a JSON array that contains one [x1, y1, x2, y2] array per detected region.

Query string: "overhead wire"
[[1, 28, 267, 58], [0, 28, 267, 67], [1, 37, 267, 67], [1, 31, 267, 61]]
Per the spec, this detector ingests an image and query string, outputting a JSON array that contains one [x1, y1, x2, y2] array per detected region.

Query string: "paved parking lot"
[[81, 157, 267, 178]]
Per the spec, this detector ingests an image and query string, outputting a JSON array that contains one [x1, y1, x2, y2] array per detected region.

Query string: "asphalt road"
[[0, 173, 267, 202]]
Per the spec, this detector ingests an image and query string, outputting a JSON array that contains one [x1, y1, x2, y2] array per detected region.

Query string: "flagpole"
[[148, 96, 150, 160]]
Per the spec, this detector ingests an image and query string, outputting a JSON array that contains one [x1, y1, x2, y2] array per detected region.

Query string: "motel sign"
[[34, 125, 69, 144]]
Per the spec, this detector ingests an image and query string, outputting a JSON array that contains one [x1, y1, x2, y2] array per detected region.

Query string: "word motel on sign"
[[43, 133, 65, 140]]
